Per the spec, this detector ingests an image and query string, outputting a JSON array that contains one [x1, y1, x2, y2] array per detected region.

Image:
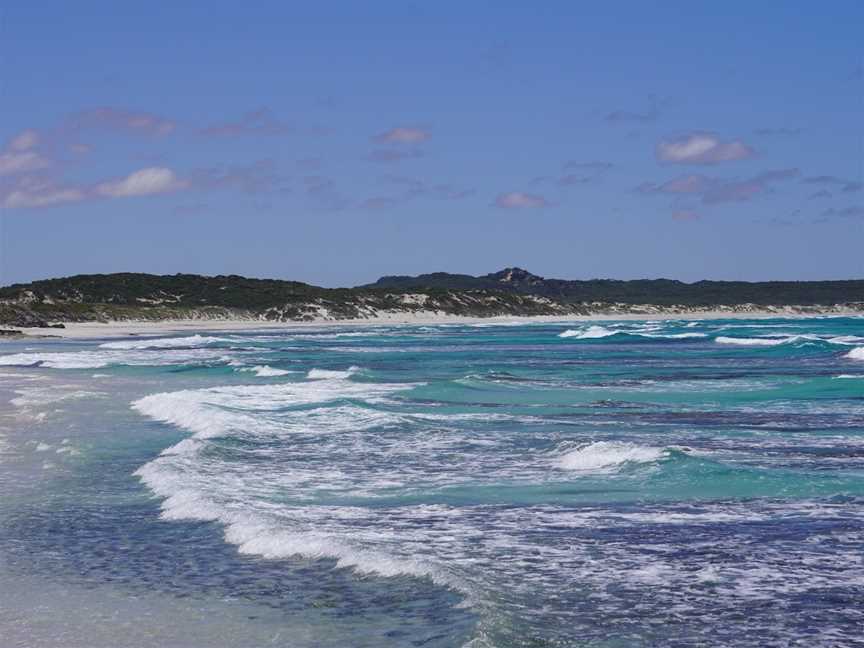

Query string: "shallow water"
[[1, 317, 863, 647]]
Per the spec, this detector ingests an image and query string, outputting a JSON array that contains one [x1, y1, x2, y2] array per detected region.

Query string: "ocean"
[[1, 317, 863, 647]]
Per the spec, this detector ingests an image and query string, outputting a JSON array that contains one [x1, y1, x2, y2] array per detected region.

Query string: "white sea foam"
[[560, 326, 706, 340], [559, 326, 616, 339], [132, 371, 410, 439], [637, 332, 708, 339], [0, 347, 235, 369], [827, 335, 864, 345], [129, 373, 471, 590], [715, 336, 795, 346], [845, 347, 864, 361], [225, 523, 446, 582], [554, 441, 667, 472], [11, 388, 103, 408], [307, 366, 361, 380], [99, 335, 234, 349], [237, 365, 293, 377], [834, 374, 864, 379], [716, 334, 863, 348]]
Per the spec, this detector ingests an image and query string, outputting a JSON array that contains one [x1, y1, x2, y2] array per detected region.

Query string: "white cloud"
[[95, 167, 188, 197], [656, 133, 754, 164], [0, 150, 52, 176], [494, 192, 549, 208]]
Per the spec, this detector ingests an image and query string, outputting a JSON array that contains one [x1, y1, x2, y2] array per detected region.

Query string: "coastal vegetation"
[[1, 268, 862, 327]]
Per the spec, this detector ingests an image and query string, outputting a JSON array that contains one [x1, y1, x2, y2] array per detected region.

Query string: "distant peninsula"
[[2, 268, 863, 329]]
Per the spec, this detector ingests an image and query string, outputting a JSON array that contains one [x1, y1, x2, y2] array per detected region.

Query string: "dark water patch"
[[0, 500, 476, 647]]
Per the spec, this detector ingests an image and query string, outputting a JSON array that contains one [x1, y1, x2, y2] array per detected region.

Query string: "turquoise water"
[[1, 317, 863, 647]]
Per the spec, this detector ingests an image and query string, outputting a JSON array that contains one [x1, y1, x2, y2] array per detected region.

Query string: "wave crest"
[[99, 335, 234, 350], [555, 441, 667, 472], [559, 326, 616, 339], [846, 347, 864, 361]]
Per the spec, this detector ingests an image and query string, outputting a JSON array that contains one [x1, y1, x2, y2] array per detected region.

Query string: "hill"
[[366, 267, 864, 307], [1, 269, 863, 328]]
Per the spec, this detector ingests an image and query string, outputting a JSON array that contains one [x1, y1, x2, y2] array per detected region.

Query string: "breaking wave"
[[99, 335, 235, 350], [237, 365, 293, 377], [559, 326, 706, 341], [554, 441, 668, 472]]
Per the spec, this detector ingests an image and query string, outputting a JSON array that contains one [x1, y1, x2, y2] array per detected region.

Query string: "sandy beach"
[[10, 309, 858, 340]]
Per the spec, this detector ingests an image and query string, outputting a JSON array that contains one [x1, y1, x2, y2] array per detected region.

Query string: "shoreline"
[[9, 309, 861, 340]]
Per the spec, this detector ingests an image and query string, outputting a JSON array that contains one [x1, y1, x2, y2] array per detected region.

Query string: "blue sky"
[[1, 1, 862, 286]]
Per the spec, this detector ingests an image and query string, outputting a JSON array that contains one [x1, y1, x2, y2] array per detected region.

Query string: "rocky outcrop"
[[0, 304, 50, 328]]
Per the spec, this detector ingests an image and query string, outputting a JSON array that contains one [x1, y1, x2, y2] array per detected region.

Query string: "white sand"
[[12, 310, 855, 340]]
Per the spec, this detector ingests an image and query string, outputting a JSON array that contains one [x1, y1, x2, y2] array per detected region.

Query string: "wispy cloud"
[[381, 175, 474, 201], [702, 169, 798, 204], [558, 174, 592, 186], [494, 192, 549, 209], [0, 149, 51, 176], [531, 161, 613, 188], [637, 174, 711, 195], [1, 176, 86, 208], [801, 175, 862, 193], [368, 148, 424, 163], [820, 206, 864, 219], [9, 130, 40, 151], [0, 130, 52, 176], [754, 127, 802, 137], [372, 127, 430, 144], [199, 108, 294, 137], [605, 96, 674, 126], [70, 107, 176, 136], [189, 159, 283, 194], [300, 175, 349, 210], [637, 169, 798, 205], [672, 210, 700, 222], [563, 161, 613, 171], [295, 157, 322, 171], [656, 132, 755, 164], [173, 202, 209, 215], [360, 196, 401, 210], [3, 159, 281, 209], [606, 109, 656, 124]]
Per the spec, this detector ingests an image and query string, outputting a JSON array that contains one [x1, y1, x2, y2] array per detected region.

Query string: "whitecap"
[[237, 365, 293, 377], [99, 335, 235, 350], [715, 336, 796, 346], [132, 375, 412, 439], [0, 347, 235, 369], [845, 347, 864, 361], [559, 326, 617, 339], [636, 332, 708, 339], [307, 367, 360, 380], [554, 441, 667, 472], [827, 336, 864, 346]]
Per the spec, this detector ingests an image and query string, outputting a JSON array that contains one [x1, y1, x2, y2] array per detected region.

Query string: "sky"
[[1, 1, 862, 287]]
